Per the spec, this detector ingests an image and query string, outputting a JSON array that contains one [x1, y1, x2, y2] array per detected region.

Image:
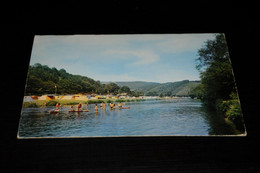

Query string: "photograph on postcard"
[[17, 34, 246, 138]]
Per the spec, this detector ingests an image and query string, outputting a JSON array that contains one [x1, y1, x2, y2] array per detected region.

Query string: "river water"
[[18, 98, 242, 138]]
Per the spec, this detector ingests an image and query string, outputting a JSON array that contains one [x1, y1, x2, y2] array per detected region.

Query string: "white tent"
[[23, 96, 35, 102], [61, 95, 74, 100]]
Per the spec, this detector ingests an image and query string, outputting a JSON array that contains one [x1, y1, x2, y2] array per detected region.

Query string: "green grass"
[[22, 98, 146, 108]]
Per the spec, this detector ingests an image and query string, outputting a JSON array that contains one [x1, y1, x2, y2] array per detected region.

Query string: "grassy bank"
[[22, 98, 146, 108]]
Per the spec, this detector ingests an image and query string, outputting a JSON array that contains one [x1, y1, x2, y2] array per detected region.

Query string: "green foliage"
[[215, 96, 244, 131], [195, 34, 244, 130], [87, 99, 104, 104], [25, 64, 200, 97], [196, 33, 236, 106], [46, 100, 58, 106], [115, 80, 200, 97], [22, 102, 38, 108], [119, 86, 131, 95], [189, 84, 205, 99], [104, 82, 120, 95], [226, 102, 242, 122], [196, 34, 229, 70], [132, 91, 144, 97], [25, 63, 121, 95], [146, 91, 158, 96], [115, 81, 160, 91]]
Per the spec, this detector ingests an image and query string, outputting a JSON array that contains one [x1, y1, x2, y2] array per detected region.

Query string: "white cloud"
[[156, 34, 216, 53], [30, 34, 215, 83], [101, 49, 159, 66], [94, 73, 142, 82]]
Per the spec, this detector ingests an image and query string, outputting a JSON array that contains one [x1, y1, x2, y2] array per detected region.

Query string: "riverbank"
[[22, 98, 147, 108]]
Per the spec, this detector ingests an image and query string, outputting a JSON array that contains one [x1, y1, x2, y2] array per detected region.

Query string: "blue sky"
[[30, 34, 216, 83]]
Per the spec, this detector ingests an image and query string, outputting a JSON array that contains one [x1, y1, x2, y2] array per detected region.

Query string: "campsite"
[[18, 34, 246, 138], [22, 93, 150, 108]]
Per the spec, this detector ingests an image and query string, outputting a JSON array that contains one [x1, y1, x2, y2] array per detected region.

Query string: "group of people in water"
[[49, 101, 127, 114], [53, 102, 125, 113]]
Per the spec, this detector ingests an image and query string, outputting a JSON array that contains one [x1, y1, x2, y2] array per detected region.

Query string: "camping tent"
[[61, 95, 74, 100], [24, 96, 35, 102], [38, 95, 56, 100], [74, 95, 89, 101]]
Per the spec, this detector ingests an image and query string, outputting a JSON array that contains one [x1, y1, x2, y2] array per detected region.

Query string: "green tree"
[[189, 84, 204, 99], [195, 34, 244, 132], [195, 34, 236, 106], [146, 91, 158, 96], [104, 83, 120, 95], [119, 86, 131, 94]]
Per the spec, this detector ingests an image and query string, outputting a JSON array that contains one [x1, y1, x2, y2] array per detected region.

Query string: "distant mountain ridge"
[[26, 63, 200, 97], [103, 80, 201, 96]]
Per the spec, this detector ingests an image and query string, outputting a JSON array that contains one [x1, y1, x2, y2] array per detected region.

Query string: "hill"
[[113, 80, 201, 96], [25, 63, 200, 97], [25, 63, 120, 95], [114, 81, 160, 91]]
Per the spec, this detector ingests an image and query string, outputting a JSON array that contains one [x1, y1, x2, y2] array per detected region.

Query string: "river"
[[18, 98, 241, 138]]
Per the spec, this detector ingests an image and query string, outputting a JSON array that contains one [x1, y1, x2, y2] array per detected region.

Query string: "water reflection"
[[18, 98, 242, 138], [199, 105, 241, 135]]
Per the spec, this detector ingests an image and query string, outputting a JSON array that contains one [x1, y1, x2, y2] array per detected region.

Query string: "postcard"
[[17, 34, 246, 138]]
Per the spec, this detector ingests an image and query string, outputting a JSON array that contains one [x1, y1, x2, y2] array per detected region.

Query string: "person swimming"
[[95, 104, 98, 112]]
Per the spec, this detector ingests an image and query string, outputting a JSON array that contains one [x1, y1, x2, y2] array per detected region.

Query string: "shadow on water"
[[199, 104, 242, 135], [18, 99, 245, 138]]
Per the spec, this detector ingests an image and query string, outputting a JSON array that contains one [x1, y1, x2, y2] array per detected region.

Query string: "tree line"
[[25, 63, 143, 97], [189, 34, 244, 131]]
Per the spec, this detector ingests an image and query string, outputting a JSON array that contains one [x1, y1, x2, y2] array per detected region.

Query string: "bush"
[[216, 98, 244, 131], [87, 99, 104, 104], [23, 102, 38, 108], [46, 100, 58, 106], [216, 99, 229, 113], [106, 99, 113, 103], [66, 102, 79, 105], [226, 100, 243, 122]]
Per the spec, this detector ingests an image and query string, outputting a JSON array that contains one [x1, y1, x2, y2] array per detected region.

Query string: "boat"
[[122, 107, 131, 109]]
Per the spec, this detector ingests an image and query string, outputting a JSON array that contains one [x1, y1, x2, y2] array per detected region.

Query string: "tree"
[[104, 83, 120, 95], [189, 84, 205, 99], [132, 91, 144, 97], [119, 86, 131, 94], [195, 34, 236, 106], [159, 93, 164, 98], [146, 91, 158, 96]]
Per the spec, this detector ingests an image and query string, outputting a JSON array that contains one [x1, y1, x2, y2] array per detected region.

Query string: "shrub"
[[23, 102, 38, 108], [87, 99, 103, 104], [226, 100, 243, 121], [46, 100, 58, 106], [216, 98, 244, 131], [65, 102, 79, 105], [106, 99, 112, 103]]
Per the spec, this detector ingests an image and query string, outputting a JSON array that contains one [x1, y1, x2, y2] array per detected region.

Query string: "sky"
[[30, 34, 216, 83]]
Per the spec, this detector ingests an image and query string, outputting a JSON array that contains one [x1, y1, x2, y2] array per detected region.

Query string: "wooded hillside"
[[115, 80, 200, 96], [25, 63, 200, 97], [25, 63, 120, 95]]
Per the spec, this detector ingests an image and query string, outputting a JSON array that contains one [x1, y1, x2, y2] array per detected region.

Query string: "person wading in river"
[[76, 103, 82, 111], [95, 104, 98, 112], [56, 103, 60, 111]]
